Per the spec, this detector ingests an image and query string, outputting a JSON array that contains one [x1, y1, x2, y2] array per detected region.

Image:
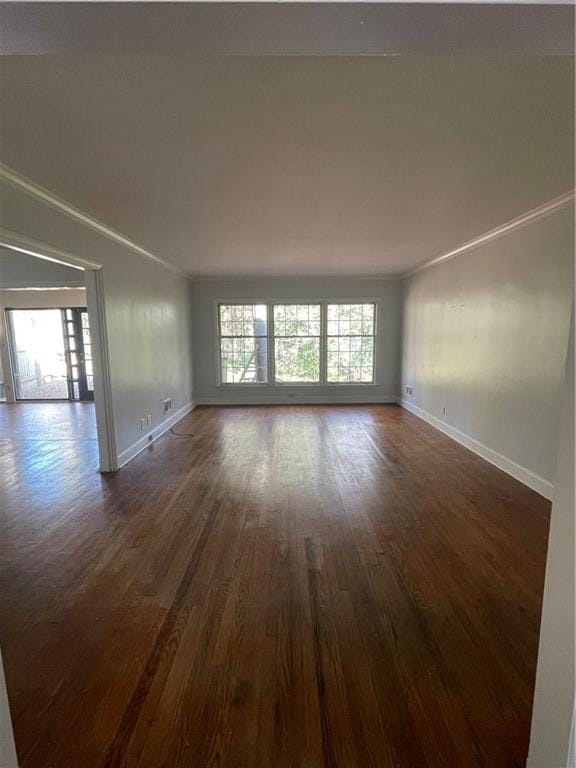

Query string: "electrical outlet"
[[140, 417, 146, 431], [146, 414, 152, 426], [441, 406, 446, 416], [405, 385, 413, 396], [163, 398, 172, 414]]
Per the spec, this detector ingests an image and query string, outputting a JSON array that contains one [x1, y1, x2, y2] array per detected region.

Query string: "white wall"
[[569, 712, 576, 768], [528, 309, 574, 768], [0, 249, 84, 288], [0, 652, 17, 768], [0, 180, 194, 460], [191, 278, 402, 404], [401, 205, 574, 493]]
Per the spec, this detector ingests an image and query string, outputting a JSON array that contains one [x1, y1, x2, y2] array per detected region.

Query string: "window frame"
[[325, 300, 378, 386], [271, 302, 323, 386], [215, 299, 379, 387], [215, 301, 271, 387]]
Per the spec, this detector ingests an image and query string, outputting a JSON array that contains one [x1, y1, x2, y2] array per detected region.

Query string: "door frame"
[[0, 228, 118, 472]]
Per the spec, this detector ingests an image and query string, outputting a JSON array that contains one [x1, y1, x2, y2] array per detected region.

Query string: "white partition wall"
[[0, 172, 195, 470], [0, 652, 17, 768], [401, 203, 574, 498], [528, 310, 575, 768]]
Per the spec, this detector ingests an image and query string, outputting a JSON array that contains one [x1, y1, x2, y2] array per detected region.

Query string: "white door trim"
[[0, 229, 118, 472], [84, 269, 117, 472]]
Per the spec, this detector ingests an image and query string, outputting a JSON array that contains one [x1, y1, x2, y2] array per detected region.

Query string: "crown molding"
[[188, 273, 400, 282], [403, 190, 576, 279], [0, 163, 186, 278]]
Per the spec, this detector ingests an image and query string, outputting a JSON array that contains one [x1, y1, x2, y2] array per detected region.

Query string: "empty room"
[[0, 3, 574, 767]]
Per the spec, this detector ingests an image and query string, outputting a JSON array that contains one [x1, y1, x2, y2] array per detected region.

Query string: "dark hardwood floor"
[[0, 404, 551, 767], [0, 400, 97, 441]]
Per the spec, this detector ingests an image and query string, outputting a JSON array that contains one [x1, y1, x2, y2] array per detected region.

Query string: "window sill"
[[217, 382, 379, 388]]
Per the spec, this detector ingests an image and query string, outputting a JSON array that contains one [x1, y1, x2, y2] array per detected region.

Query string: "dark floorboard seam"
[[103, 502, 219, 767], [305, 537, 338, 768]]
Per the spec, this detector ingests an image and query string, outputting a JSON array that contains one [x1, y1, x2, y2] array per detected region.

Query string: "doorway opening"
[[0, 234, 117, 471]]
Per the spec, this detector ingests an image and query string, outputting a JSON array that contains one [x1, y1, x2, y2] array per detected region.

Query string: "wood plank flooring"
[[0, 404, 551, 767]]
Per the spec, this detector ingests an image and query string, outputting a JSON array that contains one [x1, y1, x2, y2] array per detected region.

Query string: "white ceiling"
[[1, 3, 573, 56], [0, 55, 573, 277]]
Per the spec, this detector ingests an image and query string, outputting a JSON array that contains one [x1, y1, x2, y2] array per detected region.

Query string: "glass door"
[[8, 309, 69, 400], [80, 310, 94, 401], [62, 308, 94, 401], [0, 351, 6, 401], [7, 307, 94, 402]]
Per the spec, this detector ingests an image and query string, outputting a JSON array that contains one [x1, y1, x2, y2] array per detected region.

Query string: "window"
[[273, 304, 321, 383], [327, 303, 375, 383], [218, 304, 268, 384], [217, 301, 376, 386]]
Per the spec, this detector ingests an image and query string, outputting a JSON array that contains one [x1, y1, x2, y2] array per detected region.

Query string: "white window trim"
[[214, 299, 380, 388]]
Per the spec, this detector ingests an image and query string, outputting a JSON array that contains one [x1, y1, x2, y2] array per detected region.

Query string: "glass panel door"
[[62, 308, 94, 402], [80, 310, 94, 401], [7, 309, 69, 400], [0, 352, 5, 401]]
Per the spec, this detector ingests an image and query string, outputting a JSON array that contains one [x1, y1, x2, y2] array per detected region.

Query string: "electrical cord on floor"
[[169, 427, 196, 437]]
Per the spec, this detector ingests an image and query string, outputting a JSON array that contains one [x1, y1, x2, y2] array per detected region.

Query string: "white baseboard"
[[195, 393, 399, 406], [117, 400, 197, 469], [399, 398, 554, 501]]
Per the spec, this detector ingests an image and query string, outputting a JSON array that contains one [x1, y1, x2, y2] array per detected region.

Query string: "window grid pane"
[[273, 304, 321, 337], [219, 304, 268, 384], [273, 304, 321, 383], [327, 303, 375, 383], [219, 304, 267, 338]]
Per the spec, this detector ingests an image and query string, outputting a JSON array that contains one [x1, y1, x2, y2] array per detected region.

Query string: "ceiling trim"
[[0, 163, 186, 277], [189, 273, 400, 281], [0, 229, 102, 271], [0, 283, 85, 291], [403, 190, 576, 279]]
